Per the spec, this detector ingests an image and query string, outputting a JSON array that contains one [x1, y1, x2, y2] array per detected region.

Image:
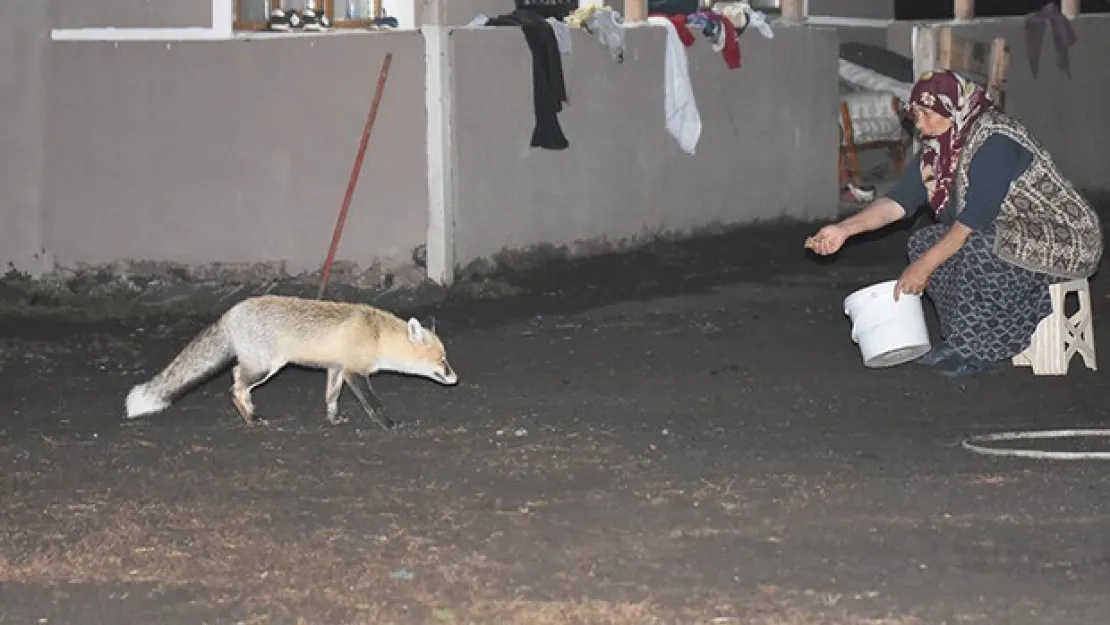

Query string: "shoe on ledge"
[[268, 8, 304, 31]]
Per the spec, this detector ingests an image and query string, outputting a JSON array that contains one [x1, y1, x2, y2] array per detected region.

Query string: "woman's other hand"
[[894, 260, 932, 301], [805, 224, 849, 255]]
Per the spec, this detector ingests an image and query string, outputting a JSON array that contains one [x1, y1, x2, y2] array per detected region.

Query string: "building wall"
[[51, 0, 211, 29], [440, 0, 509, 25], [829, 25, 891, 48], [4, 6, 864, 285], [450, 23, 840, 266], [41, 32, 430, 278], [0, 0, 48, 274]]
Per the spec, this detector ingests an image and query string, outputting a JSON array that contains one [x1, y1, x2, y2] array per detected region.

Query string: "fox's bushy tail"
[[125, 321, 235, 418]]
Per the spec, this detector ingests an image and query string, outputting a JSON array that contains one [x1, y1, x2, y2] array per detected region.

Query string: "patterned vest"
[[952, 110, 1104, 279]]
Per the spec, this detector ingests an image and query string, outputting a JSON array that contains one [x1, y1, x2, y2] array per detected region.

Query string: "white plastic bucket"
[[843, 279, 932, 368]]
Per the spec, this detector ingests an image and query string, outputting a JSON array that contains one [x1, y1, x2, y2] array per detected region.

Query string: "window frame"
[[49, 0, 398, 41], [232, 0, 384, 31]]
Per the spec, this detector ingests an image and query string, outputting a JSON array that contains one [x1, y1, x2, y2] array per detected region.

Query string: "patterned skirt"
[[907, 223, 1059, 362]]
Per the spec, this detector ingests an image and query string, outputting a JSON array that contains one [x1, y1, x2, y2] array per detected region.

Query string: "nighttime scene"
[[2, 0, 1108, 623]]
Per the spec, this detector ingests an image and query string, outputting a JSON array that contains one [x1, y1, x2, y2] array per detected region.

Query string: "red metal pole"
[[317, 52, 393, 300]]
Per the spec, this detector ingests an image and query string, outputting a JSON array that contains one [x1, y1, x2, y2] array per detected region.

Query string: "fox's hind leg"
[[231, 365, 264, 424], [324, 367, 348, 425], [341, 371, 395, 430], [231, 363, 283, 426]]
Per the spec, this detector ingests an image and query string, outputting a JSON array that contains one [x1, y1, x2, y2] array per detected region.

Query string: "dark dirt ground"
[[1, 212, 1108, 625]]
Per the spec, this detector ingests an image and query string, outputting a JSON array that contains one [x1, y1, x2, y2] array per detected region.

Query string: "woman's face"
[[911, 104, 953, 138]]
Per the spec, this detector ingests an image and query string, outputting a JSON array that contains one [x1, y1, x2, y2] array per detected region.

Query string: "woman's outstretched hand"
[[805, 224, 849, 256]]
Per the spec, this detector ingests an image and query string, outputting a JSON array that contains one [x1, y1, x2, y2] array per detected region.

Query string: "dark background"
[[895, 0, 1110, 19]]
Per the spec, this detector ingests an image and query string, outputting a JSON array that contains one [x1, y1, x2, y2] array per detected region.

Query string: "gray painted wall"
[[14, 3, 1016, 283], [830, 25, 890, 48], [450, 24, 840, 265], [442, 0, 512, 25], [0, 0, 48, 273], [41, 32, 429, 277], [50, 0, 212, 29]]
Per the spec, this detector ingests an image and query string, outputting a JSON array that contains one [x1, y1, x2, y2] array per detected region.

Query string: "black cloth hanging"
[[1024, 2, 1077, 77], [515, 0, 576, 20], [487, 9, 569, 150]]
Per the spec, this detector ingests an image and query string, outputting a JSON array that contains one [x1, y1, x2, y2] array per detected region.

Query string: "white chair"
[[1012, 278, 1097, 375]]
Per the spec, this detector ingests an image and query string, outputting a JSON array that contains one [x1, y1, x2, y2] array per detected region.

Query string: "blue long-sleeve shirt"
[[886, 133, 1034, 230]]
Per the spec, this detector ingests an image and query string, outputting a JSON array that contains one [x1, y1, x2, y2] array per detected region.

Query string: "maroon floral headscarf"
[[908, 70, 994, 215]]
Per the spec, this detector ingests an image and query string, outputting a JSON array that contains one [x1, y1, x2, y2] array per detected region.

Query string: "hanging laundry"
[[686, 10, 741, 69], [716, 17, 741, 69], [546, 17, 573, 55], [464, 14, 490, 28], [655, 10, 742, 70], [1024, 2, 1077, 77], [515, 0, 577, 20], [747, 10, 774, 39], [464, 13, 577, 56], [646, 15, 702, 154], [711, 1, 750, 33], [487, 9, 571, 150], [660, 13, 696, 46], [713, 2, 773, 39], [566, 5, 626, 63], [686, 11, 722, 35]]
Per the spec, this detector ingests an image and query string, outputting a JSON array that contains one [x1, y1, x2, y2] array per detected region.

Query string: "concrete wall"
[[440, 0, 508, 25], [51, 0, 210, 29], [0, 0, 48, 274], [828, 25, 890, 48], [885, 20, 914, 57], [5, 6, 844, 285], [450, 24, 840, 266], [889, 15, 1110, 192], [41, 32, 430, 279]]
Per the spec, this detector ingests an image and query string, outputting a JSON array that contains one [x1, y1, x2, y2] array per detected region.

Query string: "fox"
[[123, 294, 458, 428]]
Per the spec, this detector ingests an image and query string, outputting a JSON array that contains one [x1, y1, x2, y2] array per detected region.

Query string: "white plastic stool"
[[1012, 278, 1097, 375]]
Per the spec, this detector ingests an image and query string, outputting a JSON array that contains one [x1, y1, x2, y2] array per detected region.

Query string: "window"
[[233, 0, 384, 31], [50, 0, 415, 41]]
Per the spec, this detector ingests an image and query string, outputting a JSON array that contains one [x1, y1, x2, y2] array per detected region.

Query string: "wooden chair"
[[907, 25, 1011, 158], [936, 27, 1011, 110], [838, 93, 909, 187]]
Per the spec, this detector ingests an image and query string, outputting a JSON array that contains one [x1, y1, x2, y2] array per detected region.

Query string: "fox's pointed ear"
[[407, 317, 427, 344]]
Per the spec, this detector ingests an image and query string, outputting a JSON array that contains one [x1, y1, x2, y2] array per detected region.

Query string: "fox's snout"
[[434, 360, 459, 386]]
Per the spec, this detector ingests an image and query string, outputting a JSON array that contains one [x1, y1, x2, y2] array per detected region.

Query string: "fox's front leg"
[[324, 367, 348, 425], [342, 371, 395, 430]]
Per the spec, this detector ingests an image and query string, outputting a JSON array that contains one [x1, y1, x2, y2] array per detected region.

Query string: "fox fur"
[[124, 295, 458, 427]]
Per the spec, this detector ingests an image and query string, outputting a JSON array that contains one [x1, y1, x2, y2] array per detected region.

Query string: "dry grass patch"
[[0, 496, 925, 624]]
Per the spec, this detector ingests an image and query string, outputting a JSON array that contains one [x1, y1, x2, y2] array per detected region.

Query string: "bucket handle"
[[845, 309, 858, 343]]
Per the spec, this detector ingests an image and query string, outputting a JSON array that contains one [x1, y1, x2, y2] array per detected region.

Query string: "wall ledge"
[[51, 28, 229, 41]]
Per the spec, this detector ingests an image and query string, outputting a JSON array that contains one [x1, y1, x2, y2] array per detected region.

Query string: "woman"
[[807, 70, 1103, 377]]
